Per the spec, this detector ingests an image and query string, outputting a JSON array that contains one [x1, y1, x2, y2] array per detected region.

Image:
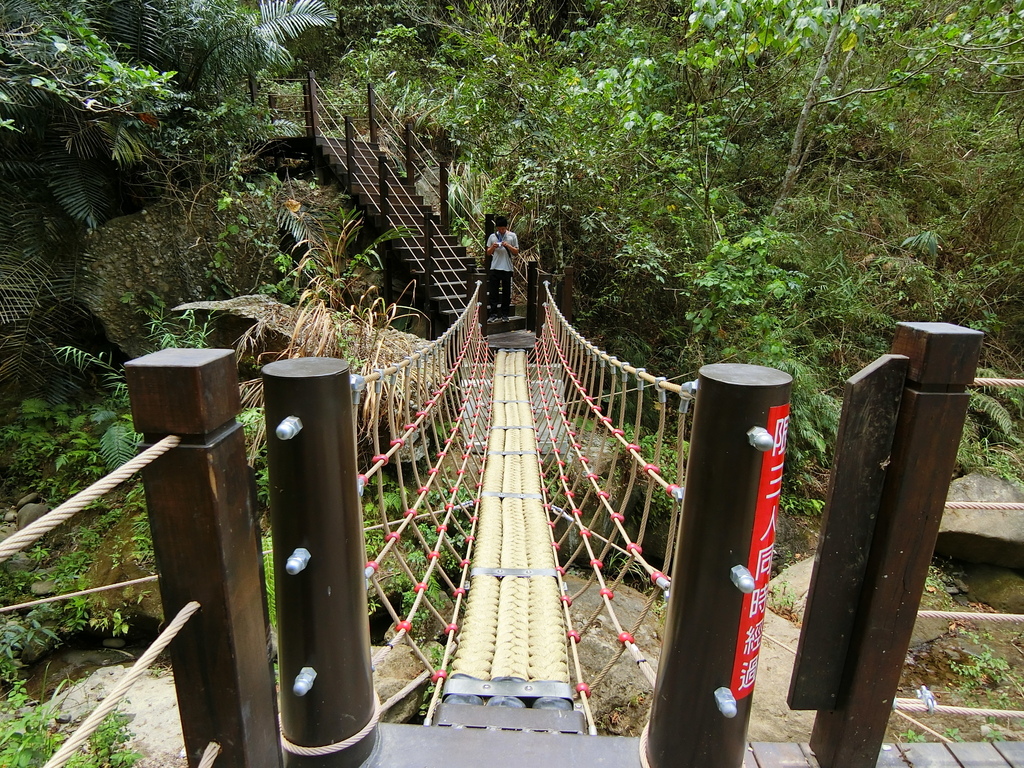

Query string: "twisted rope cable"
[[0, 436, 181, 565], [0, 575, 159, 614], [944, 501, 1024, 510], [43, 601, 200, 768], [973, 378, 1024, 388], [917, 610, 1024, 622], [197, 742, 221, 768], [280, 696, 381, 756], [894, 698, 1024, 719]]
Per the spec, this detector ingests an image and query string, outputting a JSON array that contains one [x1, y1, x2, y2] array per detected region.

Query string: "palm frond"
[[970, 391, 1021, 445], [42, 150, 114, 228], [257, 0, 335, 46]]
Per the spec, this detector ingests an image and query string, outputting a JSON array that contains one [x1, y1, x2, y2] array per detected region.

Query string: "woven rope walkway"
[[451, 350, 569, 683]]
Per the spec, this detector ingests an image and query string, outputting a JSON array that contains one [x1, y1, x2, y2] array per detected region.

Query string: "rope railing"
[[42, 601, 200, 768], [0, 574, 159, 615], [0, 435, 180, 565]]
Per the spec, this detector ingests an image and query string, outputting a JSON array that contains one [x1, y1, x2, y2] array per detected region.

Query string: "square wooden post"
[[125, 349, 280, 768]]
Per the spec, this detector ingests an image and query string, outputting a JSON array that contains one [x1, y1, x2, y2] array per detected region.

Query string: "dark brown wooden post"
[[439, 163, 450, 229], [263, 358, 377, 768], [306, 71, 320, 138], [560, 265, 574, 325], [809, 322, 983, 768], [475, 270, 488, 330], [404, 123, 415, 186], [378, 155, 390, 223], [646, 364, 792, 768], [526, 262, 539, 332], [789, 354, 909, 710], [367, 83, 378, 145], [344, 117, 357, 186], [124, 349, 280, 768], [536, 272, 551, 333], [248, 75, 258, 105], [484, 213, 495, 272]]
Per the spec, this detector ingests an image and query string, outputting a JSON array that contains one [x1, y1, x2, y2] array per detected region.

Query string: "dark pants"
[[489, 269, 512, 317]]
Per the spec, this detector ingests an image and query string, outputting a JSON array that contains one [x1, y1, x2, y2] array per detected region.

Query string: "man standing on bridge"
[[486, 216, 519, 323]]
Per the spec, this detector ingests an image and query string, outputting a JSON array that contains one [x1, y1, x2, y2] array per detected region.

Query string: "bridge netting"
[[349, 285, 689, 736]]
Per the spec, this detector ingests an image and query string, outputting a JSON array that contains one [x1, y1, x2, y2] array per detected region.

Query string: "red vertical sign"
[[730, 403, 790, 699]]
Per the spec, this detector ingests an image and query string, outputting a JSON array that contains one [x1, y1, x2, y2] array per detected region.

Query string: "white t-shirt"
[[487, 231, 518, 272]]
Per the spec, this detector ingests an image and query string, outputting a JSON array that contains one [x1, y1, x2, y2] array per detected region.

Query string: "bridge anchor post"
[[646, 363, 792, 768], [263, 357, 377, 767]]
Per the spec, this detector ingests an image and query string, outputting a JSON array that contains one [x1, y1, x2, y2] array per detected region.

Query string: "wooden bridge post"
[[367, 83, 378, 145], [807, 322, 983, 768], [344, 117, 357, 186], [560, 266, 574, 325], [526, 262, 538, 332], [646, 363, 792, 768], [124, 349, 280, 768], [378, 155, 390, 224], [537, 272, 552, 333], [439, 163, 450, 229], [404, 122, 415, 186], [305, 71, 320, 138], [263, 358, 377, 768]]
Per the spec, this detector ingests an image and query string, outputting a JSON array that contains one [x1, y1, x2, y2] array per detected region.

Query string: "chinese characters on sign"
[[730, 404, 790, 700]]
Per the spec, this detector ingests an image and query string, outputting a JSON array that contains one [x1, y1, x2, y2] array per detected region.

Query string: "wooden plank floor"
[[486, 329, 536, 350], [745, 742, 1020, 767]]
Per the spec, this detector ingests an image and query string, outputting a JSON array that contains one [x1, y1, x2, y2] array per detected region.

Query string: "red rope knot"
[[445, 623, 459, 635], [427, 551, 440, 560], [444, 503, 455, 511], [643, 463, 661, 475], [431, 669, 448, 683], [575, 683, 591, 698], [556, 566, 566, 575], [543, 503, 552, 510], [414, 582, 428, 593], [559, 475, 570, 483], [560, 595, 572, 606], [426, 399, 436, 407], [625, 444, 641, 454], [390, 439, 405, 448], [568, 429, 577, 438], [469, 515, 479, 523], [611, 428, 624, 437], [385, 532, 401, 543], [610, 512, 625, 522], [449, 486, 459, 494], [586, 473, 598, 481], [404, 509, 417, 518], [418, 486, 429, 495], [567, 630, 581, 643], [665, 483, 682, 499], [445, 437, 454, 445], [590, 558, 603, 569], [598, 490, 610, 500], [551, 541, 561, 551], [365, 560, 379, 573], [465, 535, 476, 542], [618, 632, 635, 645], [457, 468, 465, 475], [547, 520, 557, 528], [371, 454, 389, 466], [572, 507, 582, 517], [462, 453, 470, 460], [557, 460, 566, 467], [403, 423, 416, 432], [580, 529, 592, 538], [396, 620, 412, 632], [651, 571, 668, 586], [579, 456, 590, 464], [601, 416, 613, 427], [476, 482, 483, 489], [627, 543, 643, 557], [428, 468, 439, 475], [452, 587, 466, 597], [565, 491, 575, 498], [436, 524, 448, 533], [600, 588, 615, 600], [415, 410, 428, 417], [459, 559, 470, 567]]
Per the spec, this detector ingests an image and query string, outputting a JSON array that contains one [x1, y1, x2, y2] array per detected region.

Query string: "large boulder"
[[936, 473, 1024, 568], [962, 562, 1024, 613]]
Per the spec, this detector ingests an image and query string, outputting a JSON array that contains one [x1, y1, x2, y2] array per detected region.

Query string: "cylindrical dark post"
[[124, 349, 280, 768], [646, 364, 792, 768], [423, 208, 435, 291], [404, 123, 415, 185], [378, 155, 390, 221], [475, 270, 488, 329], [560, 265, 574, 324], [263, 358, 376, 768], [344, 117, 357, 186], [526, 262, 539, 332], [367, 83, 378, 145], [483, 213, 495, 272], [248, 75, 258, 105], [536, 272, 551, 333], [306, 71, 320, 138], [439, 163, 450, 229]]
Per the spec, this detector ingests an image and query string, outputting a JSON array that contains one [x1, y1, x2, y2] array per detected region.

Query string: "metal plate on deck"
[[433, 702, 586, 734], [443, 677, 573, 700], [470, 567, 557, 578]]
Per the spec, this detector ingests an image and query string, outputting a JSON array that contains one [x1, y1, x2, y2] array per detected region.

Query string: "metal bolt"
[[730, 565, 756, 594], [747, 426, 774, 452], [670, 485, 685, 503], [714, 687, 737, 718], [275, 416, 303, 440], [286, 548, 311, 575], [293, 667, 317, 696]]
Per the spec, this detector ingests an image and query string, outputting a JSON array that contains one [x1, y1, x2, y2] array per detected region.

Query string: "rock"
[[2, 551, 35, 573], [936, 474, 1024, 567], [16, 492, 40, 509], [961, 563, 1024, 613], [30, 580, 57, 596], [4, 511, 16, 523], [768, 557, 815, 624], [103, 638, 128, 649], [372, 643, 432, 723], [17, 502, 49, 529], [18, 620, 60, 665]]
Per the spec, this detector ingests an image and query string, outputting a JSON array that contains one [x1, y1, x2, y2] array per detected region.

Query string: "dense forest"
[[3, 0, 1024, 758]]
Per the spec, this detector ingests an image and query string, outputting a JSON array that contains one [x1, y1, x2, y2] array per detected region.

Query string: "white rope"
[[0, 436, 181, 564], [639, 722, 652, 768], [894, 698, 1024, 719], [944, 501, 1024, 510], [280, 696, 381, 756], [197, 742, 221, 768], [918, 610, 1024, 622], [0, 575, 159, 614], [43, 601, 200, 768], [974, 378, 1024, 388]]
